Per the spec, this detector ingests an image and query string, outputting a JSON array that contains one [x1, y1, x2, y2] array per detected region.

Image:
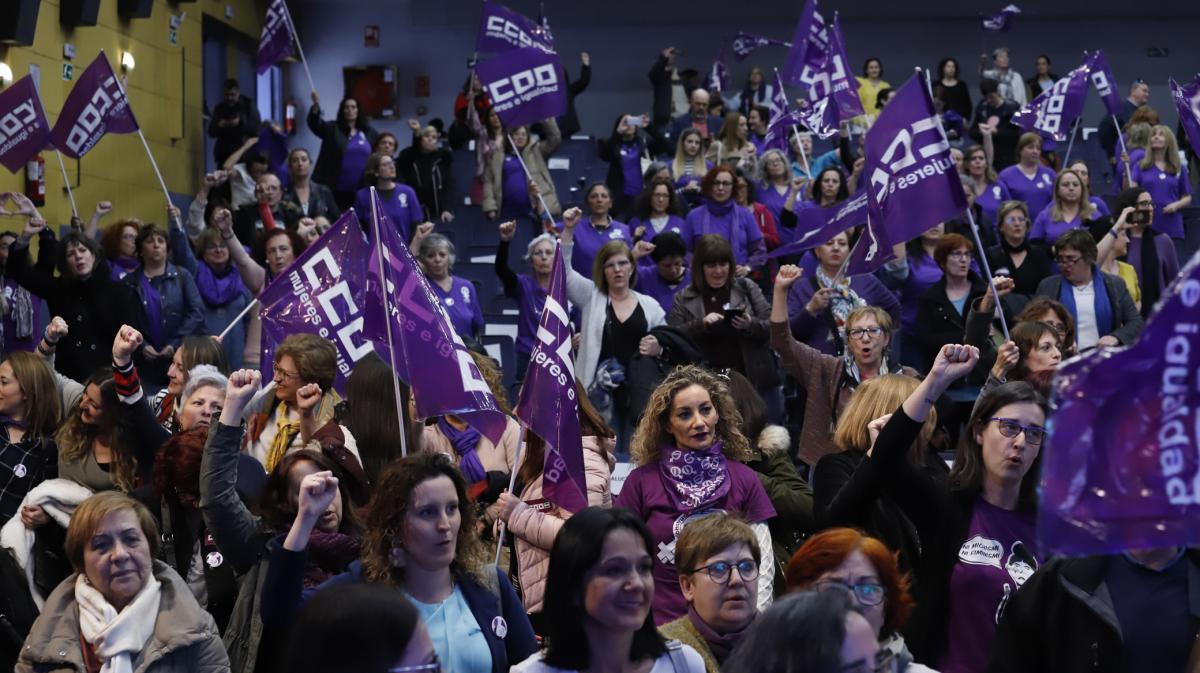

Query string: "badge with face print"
[[445, 297, 456, 306], [609, 231, 624, 239], [492, 616, 508, 638], [206, 551, 224, 568]]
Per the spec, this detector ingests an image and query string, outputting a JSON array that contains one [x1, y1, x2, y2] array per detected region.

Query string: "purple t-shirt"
[[674, 161, 712, 210], [1030, 207, 1085, 245], [615, 459, 776, 625], [337, 130, 372, 193], [997, 164, 1056, 219], [1089, 195, 1111, 218], [1115, 148, 1146, 192], [1127, 233, 1181, 296], [1131, 162, 1191, 239], [556, 218, 634, 278], [940, 499, 1040, 673], [974, 180, 1012, 224], [431, 276, 484, 340], [685, 202, 764, 265], [637, 266, 690, 315], [354, 185, 425, 243], [619, 142, 643, 197], [501, 154, 532, 217], [756, 182, 792, 233]]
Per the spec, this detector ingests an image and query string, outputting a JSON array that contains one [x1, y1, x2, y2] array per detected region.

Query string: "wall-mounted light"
[[0, 62, 12, 86], [121, 51, 135, 72]]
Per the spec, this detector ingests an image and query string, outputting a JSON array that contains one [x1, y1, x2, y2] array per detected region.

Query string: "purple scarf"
[[138, 272, 165, 348], [658, 441, 731, 511], [195, 262, 246, 307], [687, 605, 753, 662], [438, 417, 486, 483], [109, 256, 140, 280], [304, 531, 361, 587]]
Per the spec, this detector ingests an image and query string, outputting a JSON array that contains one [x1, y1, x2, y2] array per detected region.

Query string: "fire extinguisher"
[[25, 154, 45, 207], [284, 98, 297, 136]]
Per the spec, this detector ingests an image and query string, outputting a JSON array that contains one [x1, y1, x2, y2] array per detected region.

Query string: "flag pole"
[[279, 0, 318, 95], [27, 67, 80, 221], [1114, 114, 1132, 187], [219, 299, 259, 339], [494, 423, 528, 566], [1062, 119, 1081, 168], [507, 133, 554, 231], [106, 56, 179, 227], [369, 186, 411, 458]]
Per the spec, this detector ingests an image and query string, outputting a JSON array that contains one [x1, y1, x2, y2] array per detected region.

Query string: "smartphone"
[[627, 116, 644, 128], [722, 305, 745, 324], [1128, 210, 1150, 225]]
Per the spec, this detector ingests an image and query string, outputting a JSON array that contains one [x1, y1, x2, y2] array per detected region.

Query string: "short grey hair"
[[418, 233, 456, 267], [183, 364, 229, 402], [525, 233, 557, 262], [756, 149, 791, 183]]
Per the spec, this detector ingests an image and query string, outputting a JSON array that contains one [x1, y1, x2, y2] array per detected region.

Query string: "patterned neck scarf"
[[815, 265, 866, 335], [657, 441, 731, 511]]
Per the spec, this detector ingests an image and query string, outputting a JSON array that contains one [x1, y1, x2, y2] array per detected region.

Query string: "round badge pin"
[[491, 616, 508, 638]]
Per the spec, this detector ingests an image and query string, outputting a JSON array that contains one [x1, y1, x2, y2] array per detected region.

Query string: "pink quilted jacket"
[[507, 435, 616, 613]]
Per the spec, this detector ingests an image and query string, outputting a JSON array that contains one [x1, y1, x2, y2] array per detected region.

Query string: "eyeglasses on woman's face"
[[989, 417, 1046, 446], [688, 558, 759, 584], [813, 578, 887, 606]]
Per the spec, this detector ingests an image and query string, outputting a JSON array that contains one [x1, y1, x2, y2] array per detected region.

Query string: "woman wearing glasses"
[[786, 528, 936, 673], [1033, 229, 1142, 352], [659, 513, 763, 672], [842, 343, 1048, 672], [685, 166, 766, 278], [1097, 188, 1180, 319], [983, 201, 1054, 299], [771, 265, 918, 466]]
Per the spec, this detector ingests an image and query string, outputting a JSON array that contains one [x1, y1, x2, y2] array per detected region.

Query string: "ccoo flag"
[[781, 0, 828, 87], [1171, 75, 1200, 159], [1084, 50, 1123, 118], [845, 73, 966, 276], [805, 14, 865, 129], [258, 210, 374, 393], [256, 0, 296, 74], [476, 47, 566, 129], [732, 33, 791, 61], [0, 76, 51, 173], [514, 242, 588, 512], [362, 188, 510, 445], [1011, 64, 1090, 142], [1039, 248, 1200, 555], [50, 52, 139, 159], [475, 0, 555, 54]]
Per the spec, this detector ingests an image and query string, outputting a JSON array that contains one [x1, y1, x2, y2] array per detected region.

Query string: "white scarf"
[[75, 572, 162, 673]]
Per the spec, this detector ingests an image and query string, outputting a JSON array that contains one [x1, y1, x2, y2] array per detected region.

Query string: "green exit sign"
[[62, 63, 74, 81]]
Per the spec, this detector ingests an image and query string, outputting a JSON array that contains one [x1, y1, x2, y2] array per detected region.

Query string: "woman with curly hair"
[[262, 451, 536, 673], [615, 365, 776, 625]]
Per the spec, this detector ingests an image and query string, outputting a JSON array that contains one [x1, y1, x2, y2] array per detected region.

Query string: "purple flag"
[[768, 192, 869, 259], [1039, 248, 1200, 555], [476, 47, 566, 128], [771, 70, 790, 116], [1171, 76, 1200, 160], [362, 188, 509, 445], [982, 4, 1021, 32], [256, 0, 295, 74], [50, 52, 139, 159], [781, 0, 828, 87], [475, 0, 555, 54], [846, 74, 965, 276], [1084, 50, 1123, 118], [0, 76, 51, 173], [763, 109, 804, 152], [708, 56, 730, 95], [805, 14, 865, 128], [258, 210, 374, 394], [732, 33, 790, 61], [514, 243, 587, 512], [1011, 64, 1090, 142]]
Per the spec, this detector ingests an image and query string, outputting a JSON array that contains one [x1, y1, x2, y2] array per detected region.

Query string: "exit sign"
[[62, 63, 74, 81]]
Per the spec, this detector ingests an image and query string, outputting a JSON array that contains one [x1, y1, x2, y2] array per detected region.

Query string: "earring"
[[390, 546, 406, 568]]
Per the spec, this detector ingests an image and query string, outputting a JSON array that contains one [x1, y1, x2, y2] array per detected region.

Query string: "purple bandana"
[[109, 255, 140, 280], [658, 441, 731, 511], [195, 262, 246, 307], [437, 417, 487, 483]]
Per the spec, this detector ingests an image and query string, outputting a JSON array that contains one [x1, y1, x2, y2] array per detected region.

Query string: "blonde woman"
[[1129, 124, 1192, 240], [1029, 169, 1097, 244], [704, 112, 757, 170], [614, 365, 776, 625]]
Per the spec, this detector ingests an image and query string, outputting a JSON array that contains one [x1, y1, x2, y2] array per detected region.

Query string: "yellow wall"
[[0, 0, 264, 231]]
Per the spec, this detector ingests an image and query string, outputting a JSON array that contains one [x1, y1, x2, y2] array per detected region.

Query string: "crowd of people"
[[0, 37, 1196, 673]]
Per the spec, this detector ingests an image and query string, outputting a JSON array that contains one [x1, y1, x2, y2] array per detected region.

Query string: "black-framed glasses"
[[990, 417, 1046, 446], [1135, 200, 1155, 209], [840, 649, 898, 673], [847, 327, 884, 341], [1056, 254, 1084, 267], [813, 578, 887, 606], [689, 558, 759, 584], [712, 180, 734, 187]]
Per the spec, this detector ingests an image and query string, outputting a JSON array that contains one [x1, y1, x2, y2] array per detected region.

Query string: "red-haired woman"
[[684, 166, 766, 277]]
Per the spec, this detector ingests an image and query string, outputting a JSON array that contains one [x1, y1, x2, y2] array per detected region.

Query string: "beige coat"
[[507, 435, 615, 613], [421, 416, 522, 474], [17, 560, 230, 673], [481, 118, 562, 217]]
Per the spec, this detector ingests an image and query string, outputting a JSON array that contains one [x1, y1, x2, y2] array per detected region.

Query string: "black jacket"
[[7, 244, 131, 381], [306, 104, 379, 192], [232, 202, 303, 246], [1034, 271, 1144, 347], [282, 181, 341, 221], [969, 99, 1021, 170], [208, 95, 261, 165], [558, 63, 591, 138], [598, 126, 670, 209], [988, 552, 1200, 673], [396, 144, 453, 220], [916, 274, 988, 366]]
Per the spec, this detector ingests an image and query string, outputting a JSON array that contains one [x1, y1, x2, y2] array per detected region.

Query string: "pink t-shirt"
[[615, 460, 776, 625]]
